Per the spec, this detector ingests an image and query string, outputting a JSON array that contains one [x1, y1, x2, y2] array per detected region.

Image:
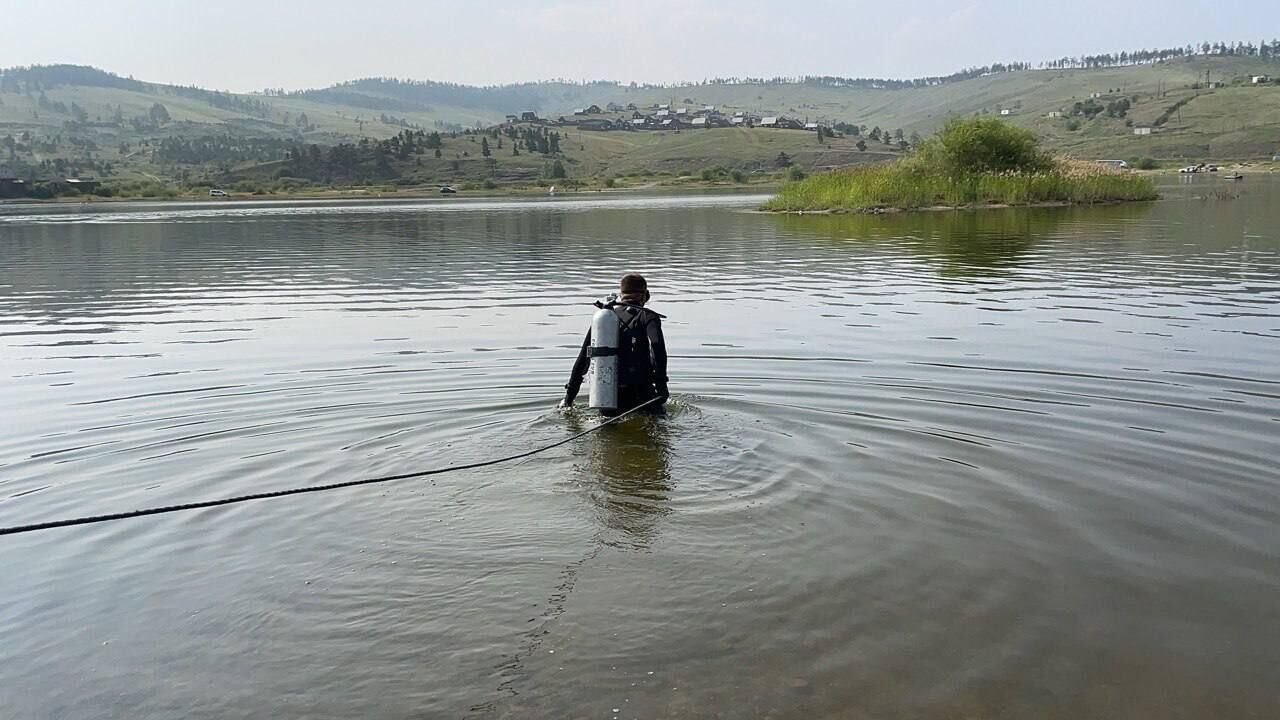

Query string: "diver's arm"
[[562, 328, 592, 406], [647, 317, 669, 400]]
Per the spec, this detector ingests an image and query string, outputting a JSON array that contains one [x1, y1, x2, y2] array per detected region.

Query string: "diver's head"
[[619, 273, 650, 306]]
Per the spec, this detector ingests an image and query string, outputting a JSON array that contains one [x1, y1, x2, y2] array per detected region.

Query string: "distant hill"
[[2, 47, 1278, 193]]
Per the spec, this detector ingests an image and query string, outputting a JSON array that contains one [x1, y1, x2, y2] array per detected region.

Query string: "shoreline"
[[762, 198, 1157, 215], [0, 179, 783, 207]]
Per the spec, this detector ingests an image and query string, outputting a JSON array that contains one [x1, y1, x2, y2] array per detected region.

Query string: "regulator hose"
[[0, 396, 664, 537]]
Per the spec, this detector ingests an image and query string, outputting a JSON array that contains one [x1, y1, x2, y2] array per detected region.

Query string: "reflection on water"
[[1, 183, 1279, 719], [571, 413, 673, 550]]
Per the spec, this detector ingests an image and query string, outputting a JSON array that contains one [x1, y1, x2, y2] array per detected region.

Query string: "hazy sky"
[[2, 0, 1277, 91]]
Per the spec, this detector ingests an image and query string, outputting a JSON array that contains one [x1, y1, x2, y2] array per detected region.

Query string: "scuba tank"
[[588, 298, 620, 413], [588, 297, 619, 409]]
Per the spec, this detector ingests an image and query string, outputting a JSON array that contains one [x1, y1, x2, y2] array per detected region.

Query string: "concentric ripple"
[[2, 182, 1279, 719]]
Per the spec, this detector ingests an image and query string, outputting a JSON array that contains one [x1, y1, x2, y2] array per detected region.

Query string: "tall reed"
[[763, 158, 1157, 212]]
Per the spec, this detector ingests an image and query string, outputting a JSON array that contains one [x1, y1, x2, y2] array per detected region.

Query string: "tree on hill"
[[549, 159, 567, 179], [149, 102, 170, 126], [856, 140, 867, 152], [481, 137, 490, 157]]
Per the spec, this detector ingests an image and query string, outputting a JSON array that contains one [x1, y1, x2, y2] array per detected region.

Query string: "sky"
[[2, 0, 1277, 91]]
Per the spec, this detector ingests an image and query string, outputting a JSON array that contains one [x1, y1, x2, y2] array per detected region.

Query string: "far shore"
[[0, 178, 782, 206], [4, 161, 1272, 208], [761, 198, 1160, 215]]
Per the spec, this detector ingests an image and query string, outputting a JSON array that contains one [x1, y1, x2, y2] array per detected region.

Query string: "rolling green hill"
[[2, 53, 1278, 197]]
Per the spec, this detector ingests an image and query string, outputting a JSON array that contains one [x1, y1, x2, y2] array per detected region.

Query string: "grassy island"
[[763, 117, 1158, 213]]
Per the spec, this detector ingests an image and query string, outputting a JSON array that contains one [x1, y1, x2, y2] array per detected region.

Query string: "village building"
[[64, 178, 100, 193], [577, 118, 615, 131], [1133, 126, 1153, 136], [1047, 111, 1063, 118], [1252, 75, 1270, 85], [690, 117, 708, 128], [761, 116, 804, 130], [0, 167, 26, 198], [520, 111, 539, 122]]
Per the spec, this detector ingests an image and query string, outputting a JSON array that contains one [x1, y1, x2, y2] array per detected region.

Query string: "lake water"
[[2, 179, 1278, 719]]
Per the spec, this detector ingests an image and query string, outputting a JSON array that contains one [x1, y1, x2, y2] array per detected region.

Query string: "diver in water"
[[560, 273, 669, 415]]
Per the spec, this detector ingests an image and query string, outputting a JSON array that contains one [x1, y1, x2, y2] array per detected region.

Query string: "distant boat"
[[439, 185, 457, 194]]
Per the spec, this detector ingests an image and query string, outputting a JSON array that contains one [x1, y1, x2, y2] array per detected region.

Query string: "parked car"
[[439, 186, 457, 194], [209, 188, 228, 197]]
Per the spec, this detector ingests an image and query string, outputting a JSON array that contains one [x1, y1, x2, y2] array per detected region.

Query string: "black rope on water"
[[0, 396, 663, 537]]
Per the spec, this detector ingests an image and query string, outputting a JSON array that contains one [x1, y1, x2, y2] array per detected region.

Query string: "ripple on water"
[[2, 190, 1280, 719]]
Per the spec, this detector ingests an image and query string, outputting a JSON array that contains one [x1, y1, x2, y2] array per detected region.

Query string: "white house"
[[804, 122, 819, 131], [1252, 75, 1270, 85], [999, 109, 1013, 116], [690, 117, 708, 127], [730, 116, 746, 125], [1047, 111, 1063, 118], [760, 116, 779, 127], [1133, 126, 1153, 136]]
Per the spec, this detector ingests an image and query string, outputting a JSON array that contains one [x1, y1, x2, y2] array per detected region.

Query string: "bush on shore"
[[764, 117, 1157, 212]]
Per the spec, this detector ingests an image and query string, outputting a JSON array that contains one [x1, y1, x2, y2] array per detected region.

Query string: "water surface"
[[2, 181, 1279, 719]]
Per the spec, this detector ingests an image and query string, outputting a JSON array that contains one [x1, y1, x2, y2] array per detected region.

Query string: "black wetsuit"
[[564, 304, 668, 413]]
